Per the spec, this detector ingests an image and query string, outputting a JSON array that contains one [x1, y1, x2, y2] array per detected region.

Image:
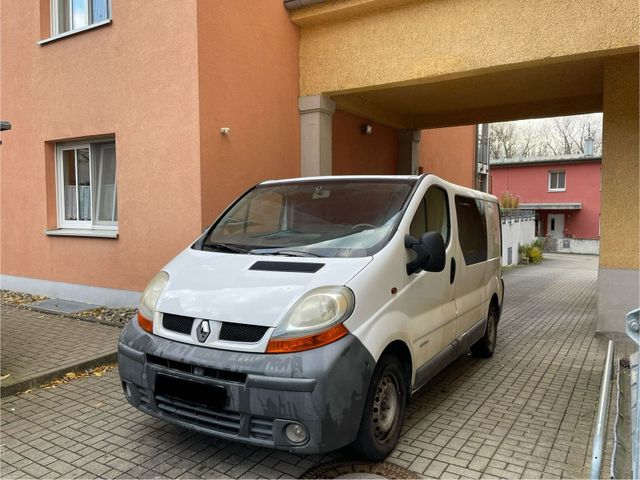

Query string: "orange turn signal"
[[266, 324, 349, 354], [137, 311, 153, 333]]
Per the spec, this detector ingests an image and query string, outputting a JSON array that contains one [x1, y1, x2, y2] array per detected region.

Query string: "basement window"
[[548, 171, 566, 192], [51, 139, 117, 236]]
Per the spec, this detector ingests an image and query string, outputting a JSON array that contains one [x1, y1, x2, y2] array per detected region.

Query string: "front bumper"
[[118, 319, 375, 454]]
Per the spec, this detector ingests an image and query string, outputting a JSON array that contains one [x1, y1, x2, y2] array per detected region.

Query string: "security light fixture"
[[360, 124, 373, 135], [0, 121, 11, 131], [220, 127, 231, 135]]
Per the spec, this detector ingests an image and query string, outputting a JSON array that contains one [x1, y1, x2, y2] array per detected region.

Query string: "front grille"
[[162, 313, 194, 334], [162, 314, 267, 343], [154, 394, 275, 442], [146, 354, 247, 383], [219, 323, 268, 343], [250, 417, 275, 441], [155, 395, 242, 435]]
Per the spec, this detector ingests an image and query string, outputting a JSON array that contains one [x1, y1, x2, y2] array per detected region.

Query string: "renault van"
[[118, 174, 503, 460]]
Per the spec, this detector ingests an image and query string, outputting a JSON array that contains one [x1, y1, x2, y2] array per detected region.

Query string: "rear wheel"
[[350, 355, 407, 461], [471, 301, 499, 358]]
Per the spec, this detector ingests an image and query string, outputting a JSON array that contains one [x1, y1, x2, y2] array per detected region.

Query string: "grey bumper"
[[117, 319, 375, 454]]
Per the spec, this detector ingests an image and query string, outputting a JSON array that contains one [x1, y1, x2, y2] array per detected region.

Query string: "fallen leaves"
[[0, 289, 48, 306], [36, 364, 117, 391]]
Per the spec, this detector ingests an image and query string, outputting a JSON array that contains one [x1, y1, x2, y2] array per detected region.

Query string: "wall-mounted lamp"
[[360, 124, 373, 135], [220, 127, 231, 135]]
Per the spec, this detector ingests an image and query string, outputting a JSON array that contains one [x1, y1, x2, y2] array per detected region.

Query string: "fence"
[[500, 209, 536, 267]]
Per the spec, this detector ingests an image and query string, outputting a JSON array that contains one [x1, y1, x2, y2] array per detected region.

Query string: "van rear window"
[[455, 196, 488, 265]]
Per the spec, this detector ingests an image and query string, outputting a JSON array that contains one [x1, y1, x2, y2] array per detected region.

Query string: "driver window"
[[409, 187, 450, 245]]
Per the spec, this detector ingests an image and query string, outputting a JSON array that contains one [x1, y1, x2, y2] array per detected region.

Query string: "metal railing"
[[500, 208, 535, 223], [590, 339, 615, 479], [626, 309, 640, 480]]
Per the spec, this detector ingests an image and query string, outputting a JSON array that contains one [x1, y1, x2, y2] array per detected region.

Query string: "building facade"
[[491, 155, 602, 253], [0, 0, 474, 306], [2, 0, 638, 333]]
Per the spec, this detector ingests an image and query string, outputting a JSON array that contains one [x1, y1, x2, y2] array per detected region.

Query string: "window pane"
[[246, 192, 283, 234], [91, 0, 108, 22], [484, 201, 501, 259], [72, 0, 89, 29], [409, 199, 426, 239], [77, 148, 91, 221], [425, 187, 449, 245], [57, 0, 71, 33], [558, 171, 566, 189], [62, 150, 77, 220], [455, 196, 487, 265], [94, 143, 117, 223]]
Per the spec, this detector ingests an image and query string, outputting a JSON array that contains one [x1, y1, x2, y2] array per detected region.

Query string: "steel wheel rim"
[[372, 373, 400, 441]]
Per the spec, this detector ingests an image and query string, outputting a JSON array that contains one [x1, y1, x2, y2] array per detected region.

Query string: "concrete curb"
[[0, 351, 118, 398]]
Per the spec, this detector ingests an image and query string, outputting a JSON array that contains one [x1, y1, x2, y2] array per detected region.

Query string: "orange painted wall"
[[197, 0, 300, 227], [0, 1, 202, 291], [420, 126, 476, 187], [332, 110, 398, 175]]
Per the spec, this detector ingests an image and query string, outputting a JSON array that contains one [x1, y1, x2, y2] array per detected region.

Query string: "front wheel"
[[350, 355, 407, 461], [471, 302, 499, 358]]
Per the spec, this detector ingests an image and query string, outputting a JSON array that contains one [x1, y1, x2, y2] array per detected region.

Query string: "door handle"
[[450, 257, 456, 284]]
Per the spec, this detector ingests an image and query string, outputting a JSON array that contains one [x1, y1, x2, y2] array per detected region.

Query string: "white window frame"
[[50, 0, 111, 37], [54, 140, 117, 232], [548, 170, 566, 192]]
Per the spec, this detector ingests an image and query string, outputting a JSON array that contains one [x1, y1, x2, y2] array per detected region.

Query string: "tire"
[[471, 301, 499, 358], [350, 355, 407, 461]]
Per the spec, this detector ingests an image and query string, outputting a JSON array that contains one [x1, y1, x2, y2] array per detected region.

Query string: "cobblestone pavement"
[[0, 305, 121, 397], [1, 254, 608, 478]]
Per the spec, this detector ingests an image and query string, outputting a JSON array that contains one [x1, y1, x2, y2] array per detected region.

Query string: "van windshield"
[[201, 179, 417, 258]]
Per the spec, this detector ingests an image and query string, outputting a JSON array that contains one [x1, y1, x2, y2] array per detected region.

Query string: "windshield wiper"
[[202, 242, 250, 254], [250, 248, 323, 258]]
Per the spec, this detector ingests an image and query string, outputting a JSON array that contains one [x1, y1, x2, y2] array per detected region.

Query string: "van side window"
[[455, 196, 487, 265], [484, 200, 501, 259], [426, 187, 450, 245], [409, 199, 426, 239], [409, 187, 450, 245]]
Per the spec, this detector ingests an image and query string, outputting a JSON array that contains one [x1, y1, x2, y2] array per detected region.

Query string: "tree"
[[489, 113, 602, 159]]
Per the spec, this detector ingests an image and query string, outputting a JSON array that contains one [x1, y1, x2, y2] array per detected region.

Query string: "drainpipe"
[[284, 0, 327, 9]]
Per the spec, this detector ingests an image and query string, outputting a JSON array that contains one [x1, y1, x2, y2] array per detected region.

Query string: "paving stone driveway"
[[0, 254, 608, 479]]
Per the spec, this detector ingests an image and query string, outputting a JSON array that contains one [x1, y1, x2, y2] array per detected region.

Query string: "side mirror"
[[404, 232, 446, 275]]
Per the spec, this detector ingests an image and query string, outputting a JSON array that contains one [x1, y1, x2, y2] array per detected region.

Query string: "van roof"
[[260, 175, 420, 185], [259, 174, 498, 202]]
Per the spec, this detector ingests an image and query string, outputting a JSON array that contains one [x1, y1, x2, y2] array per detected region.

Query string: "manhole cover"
[[302, 460, 420, 479]]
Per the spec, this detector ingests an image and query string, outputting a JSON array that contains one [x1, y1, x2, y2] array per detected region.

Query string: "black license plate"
[[154, 374, 227, 411]]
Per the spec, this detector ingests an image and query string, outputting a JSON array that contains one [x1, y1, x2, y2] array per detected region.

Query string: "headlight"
[[267, 286, 355, 353], [137, 271, 169, 333]]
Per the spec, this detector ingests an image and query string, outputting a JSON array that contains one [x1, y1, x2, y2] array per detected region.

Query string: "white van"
[[118, 174, 503, 460]]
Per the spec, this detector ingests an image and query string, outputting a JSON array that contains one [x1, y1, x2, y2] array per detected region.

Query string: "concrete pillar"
[[298, 95, 335, 176], [597, 55, 639, 333], [397, 130, 421, 174]]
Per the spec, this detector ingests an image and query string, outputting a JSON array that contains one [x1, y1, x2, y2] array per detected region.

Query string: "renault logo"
[[196, 320, 211, 343]]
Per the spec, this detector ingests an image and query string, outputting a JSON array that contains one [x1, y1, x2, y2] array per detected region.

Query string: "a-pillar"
[[298, 95, 335, 176], [597, 54, 639, 333], [398, 130, 421, 174]]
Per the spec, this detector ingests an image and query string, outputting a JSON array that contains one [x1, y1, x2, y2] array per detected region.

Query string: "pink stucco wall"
[[0, 1, 300, 293], [0, 1, 202, 292], [332, 110, 398, 175], [420, 126, 475, 188], [491, 161, 602, 239]]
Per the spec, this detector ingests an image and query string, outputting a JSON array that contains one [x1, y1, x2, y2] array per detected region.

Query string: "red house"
[[491, 154, 602, 253]]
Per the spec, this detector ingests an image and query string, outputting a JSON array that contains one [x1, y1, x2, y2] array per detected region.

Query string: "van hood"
[[156, 248, 372, 328]]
